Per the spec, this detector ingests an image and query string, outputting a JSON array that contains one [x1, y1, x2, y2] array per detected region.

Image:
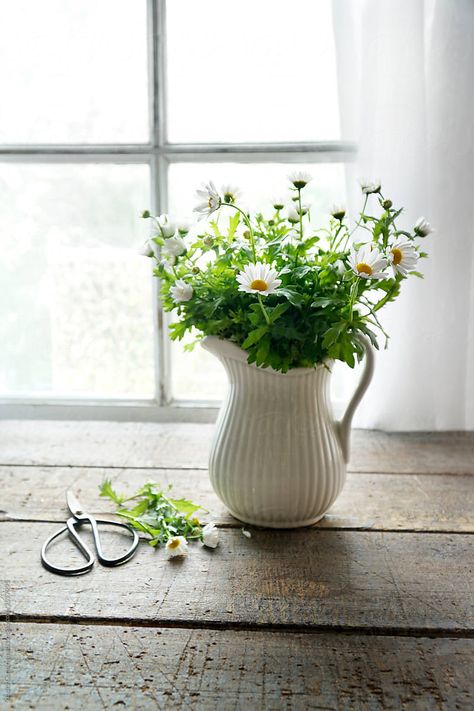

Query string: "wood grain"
[[0, 421, 473, 473], [1, 623, 472, 710], [1, 465, 473, 533], [1, 527, 472, 632]]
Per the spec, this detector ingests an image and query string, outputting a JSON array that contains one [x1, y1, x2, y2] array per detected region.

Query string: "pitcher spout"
[[201, 336, 249, 363]]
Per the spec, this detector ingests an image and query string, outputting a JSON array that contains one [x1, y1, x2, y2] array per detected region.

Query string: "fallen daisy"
[[201, 523, 219, 548], [165, 536, 188, 559]]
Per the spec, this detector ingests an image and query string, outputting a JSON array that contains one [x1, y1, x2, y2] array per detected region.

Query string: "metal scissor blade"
[[66, 489, 87, 518]]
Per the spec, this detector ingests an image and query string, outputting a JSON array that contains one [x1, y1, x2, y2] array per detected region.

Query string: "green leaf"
[[256, 335, 271, 365], [322, 322, 347, 349], [168, 498, 204, 517], [99, 479, 124, 505], [268, 302, 291, 323], [227, 212, 240, 241], [410, 270, 424, 278], [311, 297, 335, 309], [242, 325, 269, 349], [278, 288, 304, 307]]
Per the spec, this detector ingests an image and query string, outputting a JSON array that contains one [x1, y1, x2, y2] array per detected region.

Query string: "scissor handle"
[[41, 517, 140, 577], [89, 517, 140, 567]]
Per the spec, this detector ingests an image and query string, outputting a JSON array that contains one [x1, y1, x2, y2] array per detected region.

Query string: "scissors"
[[41, 489, 140, 576]]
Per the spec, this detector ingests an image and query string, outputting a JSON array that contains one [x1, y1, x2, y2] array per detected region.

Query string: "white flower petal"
[[235, 261, 282, 297], [165, 536, 188, 559]]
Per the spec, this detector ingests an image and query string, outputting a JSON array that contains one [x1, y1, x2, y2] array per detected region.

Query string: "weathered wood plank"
[[1, 466, 473, 532], [0, 421, 473, 473], [1, 527, 472, 632], [1, 623, 472, 710]]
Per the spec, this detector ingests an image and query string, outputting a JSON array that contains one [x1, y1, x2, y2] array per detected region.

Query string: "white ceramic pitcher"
[[202, 335, 374, 528]]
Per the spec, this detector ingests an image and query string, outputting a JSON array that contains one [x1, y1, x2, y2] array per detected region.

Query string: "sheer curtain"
[[333, 0, 474, 430]]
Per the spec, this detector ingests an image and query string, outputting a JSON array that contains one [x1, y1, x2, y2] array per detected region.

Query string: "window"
[[0, 0, 355, 417]]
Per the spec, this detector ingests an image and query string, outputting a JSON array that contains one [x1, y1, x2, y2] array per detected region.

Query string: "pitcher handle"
[[337, 334, 375, 463]]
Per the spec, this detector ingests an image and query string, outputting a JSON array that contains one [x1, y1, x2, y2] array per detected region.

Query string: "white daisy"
[[202, 523, 219, 549], [348, 245, 388, 279], [194, 181, 222, 219], [165, 536, 188, 559], [414, 217, 434, 237], [331, 203, 346, 220], [333, 259, 346, 275], [236, 262, 282, 296], [288, 170, 312, 189], [221, 184, 242, 204], [170, 279, 193, 303], [388, 239, 419, 277], [359, 178, 382, 195], [163, 235, 187, 257], [154, 214, 176, 238]]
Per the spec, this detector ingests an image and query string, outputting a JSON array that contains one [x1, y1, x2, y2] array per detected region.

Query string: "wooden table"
[[1, 422, 473, 709]]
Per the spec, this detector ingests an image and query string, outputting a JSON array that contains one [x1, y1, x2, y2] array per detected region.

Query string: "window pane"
[[166, 0, 340, 143], [0, 163, 154, 397], [168, 161, 347, 400], [0, 1, 148, 143]]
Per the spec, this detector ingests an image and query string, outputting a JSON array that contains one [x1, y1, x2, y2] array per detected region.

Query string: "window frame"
[[0, 0, 356, 421]]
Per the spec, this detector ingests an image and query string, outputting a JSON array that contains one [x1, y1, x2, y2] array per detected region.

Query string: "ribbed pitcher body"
[[202, 337, 347, 528]]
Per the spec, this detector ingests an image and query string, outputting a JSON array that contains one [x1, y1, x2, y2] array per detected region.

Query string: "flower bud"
[[414, 217, 434, 237], [191, 266, 200, 274], [203, 236, 214, 247], [177, 221, 191, 235], [382, 199, 393, 210], [243, 230, 250, 239], [330, 203, 346, 221], [141, 210, 151, 219], [287, 208, 300, 224]]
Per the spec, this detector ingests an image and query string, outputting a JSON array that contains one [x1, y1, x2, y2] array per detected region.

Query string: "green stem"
[[223, 203, 256, 261], [297, 189, 304, 242], [348, 278, 360, 323], [331, 223, 346, 252], [360, 296, 390, 339], [257, 294, 271, 324], [365, 317, 389, 346], [345, 194, 369, 250], [372, 285, 396, 313]]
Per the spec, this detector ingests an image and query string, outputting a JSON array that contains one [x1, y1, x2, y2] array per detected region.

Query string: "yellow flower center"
[[168, 538, 180, 549], [391, 247, 403, 265], [250, 279, 268, 291], [356, 262, 373, 276]]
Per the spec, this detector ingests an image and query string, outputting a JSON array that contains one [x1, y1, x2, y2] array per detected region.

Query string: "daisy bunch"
[[140, 175, 431, 372], [99, 480, 219, 558]]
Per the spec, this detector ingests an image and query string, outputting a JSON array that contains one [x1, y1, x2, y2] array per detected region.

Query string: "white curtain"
[[333, 0, 474, 430]]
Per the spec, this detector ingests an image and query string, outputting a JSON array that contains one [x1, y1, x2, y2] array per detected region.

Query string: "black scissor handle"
[[40, 517, 140, 576], [89, 517, 140, 567], [41, 519, 94, 576]]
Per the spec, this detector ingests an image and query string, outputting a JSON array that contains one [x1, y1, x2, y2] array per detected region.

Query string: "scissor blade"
[[66, 489, 87, 518]]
